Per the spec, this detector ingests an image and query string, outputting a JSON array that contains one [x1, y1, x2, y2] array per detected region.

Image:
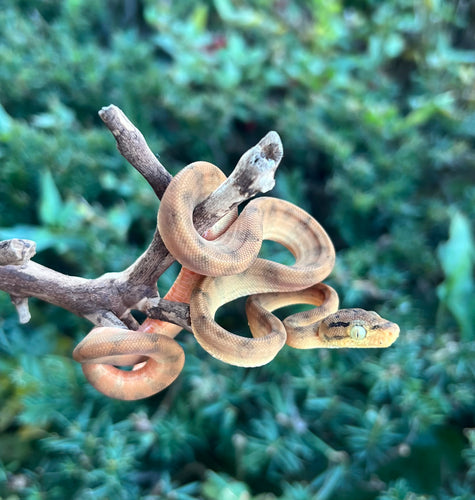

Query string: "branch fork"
[[0, 105, 283, 333]]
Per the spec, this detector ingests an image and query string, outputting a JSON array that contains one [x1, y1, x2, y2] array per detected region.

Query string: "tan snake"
[[73, 162, 399, 400]]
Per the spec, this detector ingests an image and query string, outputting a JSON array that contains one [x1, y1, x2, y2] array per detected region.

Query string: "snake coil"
[[73, 162, 399, 400]]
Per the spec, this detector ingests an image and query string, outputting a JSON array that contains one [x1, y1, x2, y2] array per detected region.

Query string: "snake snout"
[[380, 321, 400, 346]]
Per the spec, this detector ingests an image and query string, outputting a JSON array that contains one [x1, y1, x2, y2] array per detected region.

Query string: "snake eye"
[[350, 324, 367, 340]]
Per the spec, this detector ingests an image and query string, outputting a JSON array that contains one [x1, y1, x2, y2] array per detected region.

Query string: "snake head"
[[319, 308, 399, 348]]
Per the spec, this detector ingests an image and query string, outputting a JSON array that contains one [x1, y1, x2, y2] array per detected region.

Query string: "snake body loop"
[[158, 161, 263, 276], [189, 195, 336, 366], [246, 284, 399, 349], [75, 328, 184, 400]]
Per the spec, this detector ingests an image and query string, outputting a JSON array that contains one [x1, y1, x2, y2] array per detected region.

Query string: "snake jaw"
[[319, 308, 400, 348]]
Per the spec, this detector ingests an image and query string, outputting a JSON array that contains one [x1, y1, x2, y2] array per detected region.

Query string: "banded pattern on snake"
[[73, 161, 399, 400]]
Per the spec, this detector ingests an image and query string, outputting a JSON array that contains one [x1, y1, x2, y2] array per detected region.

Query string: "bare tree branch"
[[0, 106, 284, 331], [99, 104, 172, 198], [192, 130, 283, 231], [0, 239, 36, 265], [10, 295, 31, 324], [126, 129, 283, 287], [0, 239, 37, 323], [144, 298, 192, 332]]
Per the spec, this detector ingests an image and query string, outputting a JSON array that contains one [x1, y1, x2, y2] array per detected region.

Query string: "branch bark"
[[98, 105, 171, 199], [125, 129, 283, 287], [0, 106, 283, 331]]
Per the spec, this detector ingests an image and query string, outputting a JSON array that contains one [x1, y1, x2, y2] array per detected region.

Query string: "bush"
[[0, 1, 473, 499]]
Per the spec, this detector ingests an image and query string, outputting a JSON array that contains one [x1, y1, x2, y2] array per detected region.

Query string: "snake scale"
[[73, 161, 399, 400]]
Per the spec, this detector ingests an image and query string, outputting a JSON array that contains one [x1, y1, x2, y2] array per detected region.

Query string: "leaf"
[[202, 471, 251, 500], [190, 4, 208, 32], [106, 203, 132, 240], [0, 225, 84, 253], [38, 169, 63, 227], [0, 103, 12, 138], [313, 465, 347, 500], [384, 33, 405, 58], [437, 210, 475, 340]]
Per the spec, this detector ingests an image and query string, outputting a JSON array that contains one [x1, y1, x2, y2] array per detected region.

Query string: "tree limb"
[[98, 105, 172, 199], [144, 298, 192, 332], [0, 239, 36, 266], [125, 129, 283, 287], [0, 106, 283, 331]]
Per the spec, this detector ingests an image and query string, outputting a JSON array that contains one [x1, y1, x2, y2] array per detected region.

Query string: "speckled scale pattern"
[[159, 162, 263, 276]]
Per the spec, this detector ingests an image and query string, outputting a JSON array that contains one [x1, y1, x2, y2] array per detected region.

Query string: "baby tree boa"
[[74, 162, 399, 400]]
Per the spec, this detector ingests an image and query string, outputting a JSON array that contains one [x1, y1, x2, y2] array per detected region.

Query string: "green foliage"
[[437, 210, 475, 340], [0, 0, 474, 499]]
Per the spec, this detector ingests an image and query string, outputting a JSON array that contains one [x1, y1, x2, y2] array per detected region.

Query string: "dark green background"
[[0, 1, 474, 499]]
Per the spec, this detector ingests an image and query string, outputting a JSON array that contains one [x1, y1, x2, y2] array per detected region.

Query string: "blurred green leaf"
[[191, 4, 209, 32], [0, 103, 12, 138], [0, 225, 84, 253], [203, 471, 251, 500], [38, 170, 63, 227], [437, 210, 475, 340], [384, 33, 405, 58]]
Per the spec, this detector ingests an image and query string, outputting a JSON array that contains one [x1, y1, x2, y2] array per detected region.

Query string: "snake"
[[73, 162, 399, 400]]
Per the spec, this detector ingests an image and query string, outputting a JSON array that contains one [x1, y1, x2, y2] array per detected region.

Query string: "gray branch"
[[144, 297, 192, 332], [0, 239, 36, 323], [0, 239, 36, 265], [0, 106, 284, 331], [99, 104, 172, 199], [125, 129, 283, 286]]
